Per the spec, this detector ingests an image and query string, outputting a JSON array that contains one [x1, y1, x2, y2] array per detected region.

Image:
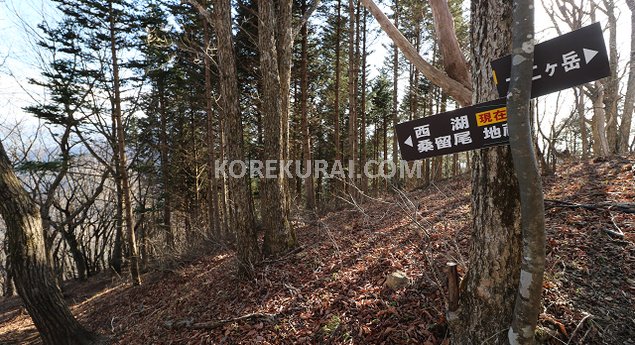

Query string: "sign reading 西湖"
[[396, 22, 610, 161], [396, 98, 510, 161], [491, 22, 610, 98]]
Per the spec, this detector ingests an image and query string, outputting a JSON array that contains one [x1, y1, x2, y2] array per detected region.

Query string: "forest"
[[0, 0, 633, 344]]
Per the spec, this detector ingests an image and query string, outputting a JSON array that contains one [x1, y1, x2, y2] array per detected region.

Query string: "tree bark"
[[619, 0, 635, 154], [602, 0, 619, 153], [204, 22, 222, 238], [429, 0, 471, 89], [211, 0, 259, 272], [590, 83, 610, 158], [335, 0, 342, 168], [360, 7, 368, 192], [259, 0, 297, 258], [109, 3, 141, 286], [157, 80, 174, 248], [0, 142, 98, 345], [360, 0, 472, 106], [300, 0, 316, 211], [61, 229, 88, 281], [447, 0, 523, 343], [575, 87, 588, 159], [348, 0, 359, 186], [507, 0, 546, 342], [391, 0, 399, 176]]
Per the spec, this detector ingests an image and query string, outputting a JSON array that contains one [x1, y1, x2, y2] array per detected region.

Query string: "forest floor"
[[0, 157, 634, 345]]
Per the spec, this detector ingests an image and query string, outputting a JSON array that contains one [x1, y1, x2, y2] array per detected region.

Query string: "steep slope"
[[1, 158, 633, 344]]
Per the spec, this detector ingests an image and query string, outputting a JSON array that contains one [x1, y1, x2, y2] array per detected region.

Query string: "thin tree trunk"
[[575, 87, 588, 159], [507, 0, 546, 342], [301, 0, 316, 211], [348, 0, 359, 186], [335, 0, 342, 168], [391, 0, 399, 178], [591, 83, 610, 157], [360, 7, 368, 193], [158, 81, 174, 248], [110, 4, 141, 286], [204, 23, 222, 238], [110, 163, 123, 273], [603, 0, 619, 153], [620, 0, 635, 154], [0, 142, 98, 345]]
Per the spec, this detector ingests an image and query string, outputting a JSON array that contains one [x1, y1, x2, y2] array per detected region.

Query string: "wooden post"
[[447, 262, 459, 313]]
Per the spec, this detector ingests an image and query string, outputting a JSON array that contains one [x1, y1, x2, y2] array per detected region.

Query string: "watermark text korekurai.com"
[[214, 160, 424, 179]]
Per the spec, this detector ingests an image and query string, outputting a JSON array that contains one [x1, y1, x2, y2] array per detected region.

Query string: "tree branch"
[[360, 0, 472, 106]]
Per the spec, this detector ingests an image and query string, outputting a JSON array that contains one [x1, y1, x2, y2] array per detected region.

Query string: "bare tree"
[[620, 0, 635, 154], [0, 141, 99, 345]]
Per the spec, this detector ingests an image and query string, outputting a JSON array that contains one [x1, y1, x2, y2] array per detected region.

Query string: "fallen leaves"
[[0, 158, 633, 344]]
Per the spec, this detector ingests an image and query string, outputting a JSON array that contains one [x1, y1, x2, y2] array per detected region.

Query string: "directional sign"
[[491, 22, 611, 98], [396, 98, 510, 161]]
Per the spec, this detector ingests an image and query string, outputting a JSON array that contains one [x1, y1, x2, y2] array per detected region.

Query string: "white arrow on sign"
[[404, 136, 413, 147], [583, 48, 598, 64]]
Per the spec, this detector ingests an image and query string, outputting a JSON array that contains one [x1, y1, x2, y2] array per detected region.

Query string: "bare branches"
[[181, 0, 213, 28]]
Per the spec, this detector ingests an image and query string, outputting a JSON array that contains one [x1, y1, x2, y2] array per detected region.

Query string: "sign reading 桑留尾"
[[491, 22, 610, 98], [396, 22, 610, 161], [396, 98, 510, 161]]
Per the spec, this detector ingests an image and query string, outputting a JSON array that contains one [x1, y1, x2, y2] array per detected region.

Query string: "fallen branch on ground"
[[544, 199, 635, 214], [163, 313, 277, 330], [261, 245, 306, 265]]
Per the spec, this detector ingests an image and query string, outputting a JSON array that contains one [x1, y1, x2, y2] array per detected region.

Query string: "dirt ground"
[[1, 157, 633, 344]]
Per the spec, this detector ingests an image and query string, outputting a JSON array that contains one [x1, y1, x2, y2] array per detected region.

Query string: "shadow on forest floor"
[[0, 157, 633, 344]]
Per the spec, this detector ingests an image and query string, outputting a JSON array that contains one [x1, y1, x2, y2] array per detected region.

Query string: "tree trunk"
[[4, 250, 16, 297], [110, 164, 124, 274], [360, 0, 472, 106], [429, 0, 471, 89], [109, 4, 141, 286], [158, 81, 174, 248], [447, 0, 523, 343], [204, 22, 222, 238], [620, 0, 635, 154], [348, 0, 359, 186], [62, 230, 88, 281], [575, 87, 588, 159], [212, 0, 259, 272], [0, 142, 98, 345], [603, 0, 619, 153], [507, 0, 546, 341], [335, 0, 342, 169], [591, 83, 610, 158], [259, 0, 297, 258], [360, 7, 368, 193], [391, 0, 399, 177], [301, 0, 316, 211]]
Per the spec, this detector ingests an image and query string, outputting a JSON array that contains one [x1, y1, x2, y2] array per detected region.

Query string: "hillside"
[[1, 158, 634, 344]]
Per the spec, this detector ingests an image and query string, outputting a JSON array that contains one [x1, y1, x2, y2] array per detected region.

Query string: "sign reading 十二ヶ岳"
[[395, 22, 610, 161], [396, 98, 510, 161], [491, 22, 610, 98]]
